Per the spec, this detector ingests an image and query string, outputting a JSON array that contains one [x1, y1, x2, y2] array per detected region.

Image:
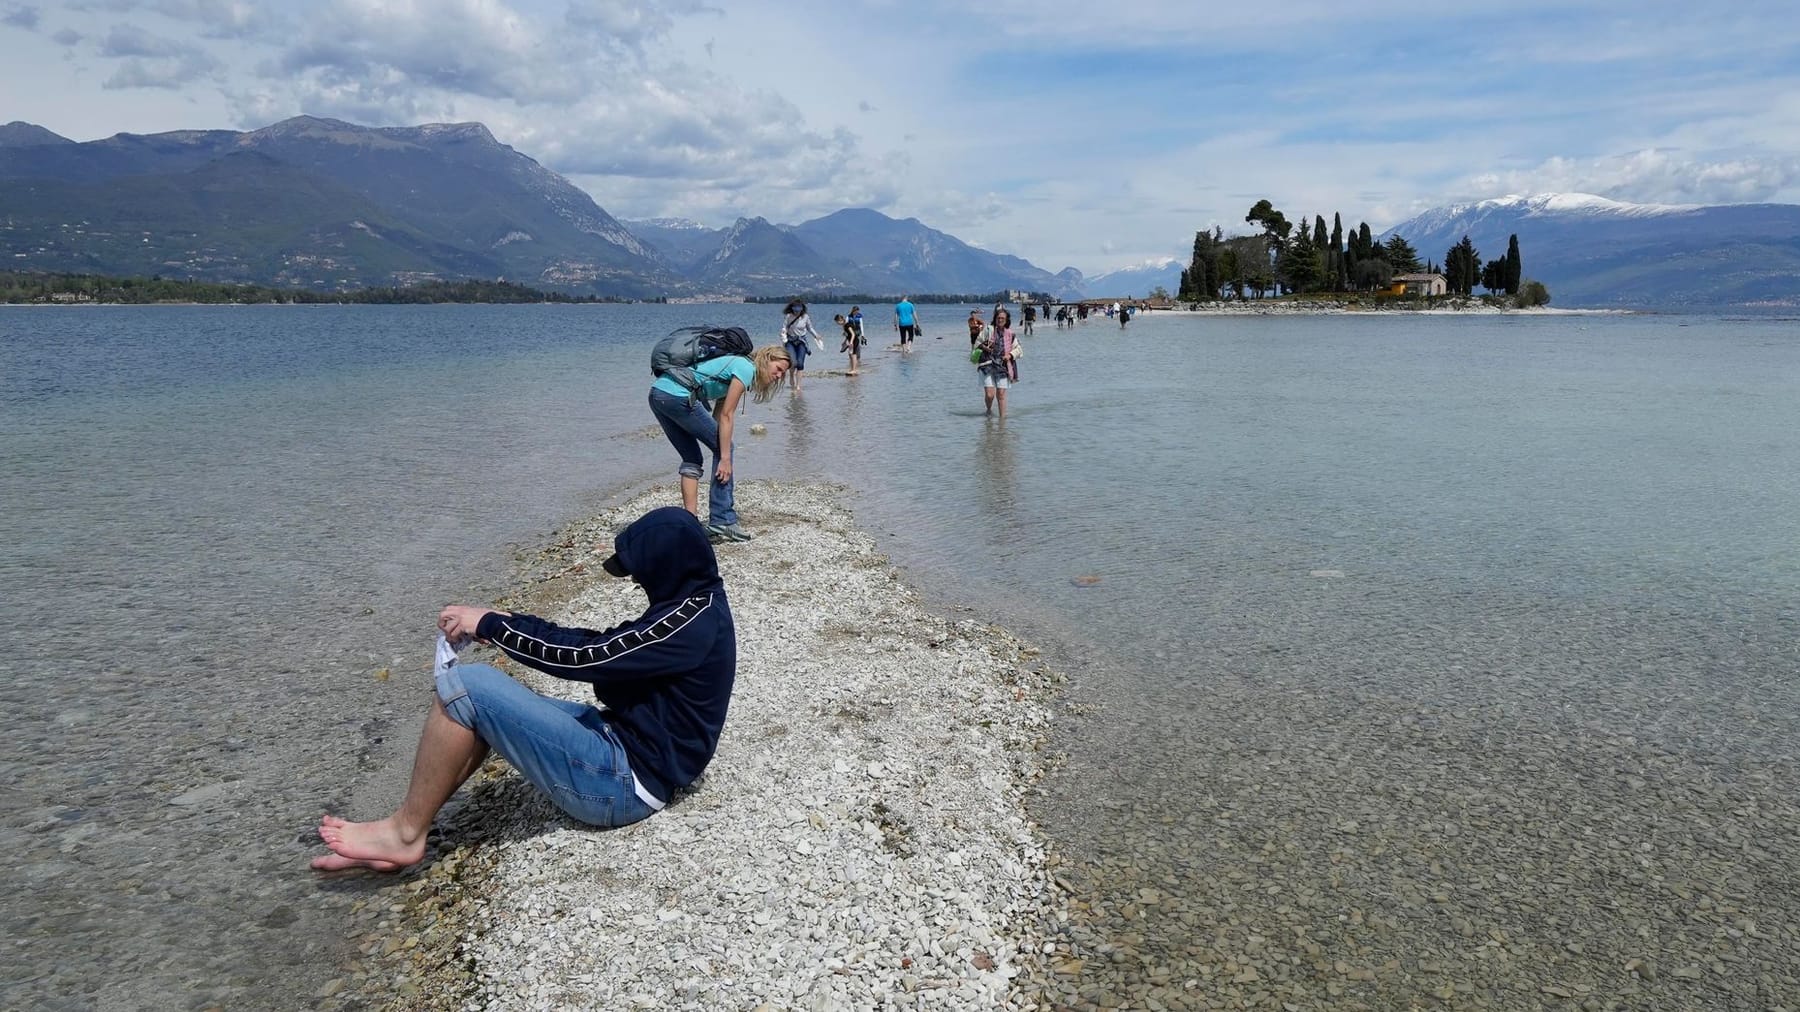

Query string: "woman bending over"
[[648, 343, 792, 542]]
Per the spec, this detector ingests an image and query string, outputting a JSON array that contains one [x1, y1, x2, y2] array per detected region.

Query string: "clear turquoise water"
[[2, 304, 1796, 1007]]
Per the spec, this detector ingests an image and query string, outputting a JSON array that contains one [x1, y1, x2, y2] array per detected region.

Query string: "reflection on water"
[[837, 366, 866, 424], [783, 388, 816, 459], [974, 421, 1021, 532]]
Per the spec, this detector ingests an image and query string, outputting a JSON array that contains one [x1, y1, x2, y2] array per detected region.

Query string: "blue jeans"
[[648, 388, 737, 526], [435, 662, 657, 828], [786, 338, 810, 370]]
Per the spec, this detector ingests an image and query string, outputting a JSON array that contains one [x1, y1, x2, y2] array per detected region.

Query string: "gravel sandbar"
[[338, 480, 1061, 1010]]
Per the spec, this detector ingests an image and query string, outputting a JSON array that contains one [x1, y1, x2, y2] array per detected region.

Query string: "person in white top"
[[781, 300, 824, 393]]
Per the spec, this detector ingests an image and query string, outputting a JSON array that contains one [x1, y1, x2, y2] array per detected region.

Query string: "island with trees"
[[1177, 199, 1551, 310]]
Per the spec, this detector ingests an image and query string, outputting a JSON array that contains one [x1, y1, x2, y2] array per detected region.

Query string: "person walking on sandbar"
[[894, 295, 918, 351], [781, 300, 823, 394], [973, 307, 1019, 419]]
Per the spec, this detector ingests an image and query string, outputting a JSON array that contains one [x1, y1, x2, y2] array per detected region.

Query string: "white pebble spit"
[[448, 481, 1056, 1010]]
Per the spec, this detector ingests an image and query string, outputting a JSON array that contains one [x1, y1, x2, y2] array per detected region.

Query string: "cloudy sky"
[[2, 0, 1797, 276]]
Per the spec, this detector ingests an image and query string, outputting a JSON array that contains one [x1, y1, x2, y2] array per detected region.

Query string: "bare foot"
[[312, 813, 426, 871], [310, 852, 403, 872]]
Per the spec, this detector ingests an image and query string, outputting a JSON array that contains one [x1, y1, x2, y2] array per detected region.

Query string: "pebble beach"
[[321, 478, 1800, 1012], [325, 480, 1063, 1010]]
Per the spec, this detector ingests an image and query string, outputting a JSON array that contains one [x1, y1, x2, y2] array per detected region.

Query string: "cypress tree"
[[1330, 214, 1346, 292], [1444, 236, 1480, 296]]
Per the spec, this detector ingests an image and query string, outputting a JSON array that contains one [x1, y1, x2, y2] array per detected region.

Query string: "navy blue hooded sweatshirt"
[[474, 507, 735, 805]]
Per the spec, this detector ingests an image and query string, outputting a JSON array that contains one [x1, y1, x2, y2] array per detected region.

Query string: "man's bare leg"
[[311, 696, 489, 872]]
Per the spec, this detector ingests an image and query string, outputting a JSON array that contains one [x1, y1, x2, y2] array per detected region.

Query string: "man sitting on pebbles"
[[310, 507, 737, 872]]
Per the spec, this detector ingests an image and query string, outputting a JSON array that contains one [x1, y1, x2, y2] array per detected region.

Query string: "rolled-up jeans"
[[648, 388, 737, 526], [435, 662, 657, 828]]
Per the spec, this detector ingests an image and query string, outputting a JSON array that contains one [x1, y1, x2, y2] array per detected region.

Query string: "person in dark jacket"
[[310, 506, 735, 872]]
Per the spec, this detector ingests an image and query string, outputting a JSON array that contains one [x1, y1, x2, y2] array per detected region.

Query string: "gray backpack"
[[651, 326, 755, 392]]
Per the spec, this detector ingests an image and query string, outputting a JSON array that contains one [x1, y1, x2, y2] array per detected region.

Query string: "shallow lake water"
[[3, 304, 1796, 1008]]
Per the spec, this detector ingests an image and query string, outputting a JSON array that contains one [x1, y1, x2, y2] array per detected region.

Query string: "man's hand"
[[439, 605, 506, 646]]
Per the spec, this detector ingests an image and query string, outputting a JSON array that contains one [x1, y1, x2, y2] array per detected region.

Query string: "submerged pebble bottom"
[[1024, 704, 1800, 1010], [1011, 578, 1800, 1011]]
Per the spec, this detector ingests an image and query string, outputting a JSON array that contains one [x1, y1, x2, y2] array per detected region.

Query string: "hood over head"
[[610, 506, 723, 604]]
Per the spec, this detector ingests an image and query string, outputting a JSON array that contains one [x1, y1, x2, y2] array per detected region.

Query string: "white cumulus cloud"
[[1467, 150, 1800, 206]]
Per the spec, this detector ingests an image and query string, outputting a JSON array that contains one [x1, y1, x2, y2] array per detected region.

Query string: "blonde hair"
[[748, 344, 792, 403]]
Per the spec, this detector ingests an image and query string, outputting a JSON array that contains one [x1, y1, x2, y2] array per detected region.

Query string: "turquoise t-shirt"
[[652, 355, 755, 401], [895, 300, 916, 326]]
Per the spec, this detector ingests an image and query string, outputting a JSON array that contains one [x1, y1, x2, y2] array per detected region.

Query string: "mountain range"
[[1079, 257, 1184, 300], [625, 208, 1078, 297], [1381, 194, 1800, 309], [2, 116, 1795, 308], [0, 116, 680, 296], [0, 116, 1077, 299]]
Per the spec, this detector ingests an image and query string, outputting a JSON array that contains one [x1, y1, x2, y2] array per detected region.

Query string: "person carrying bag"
[[972, 308, 1018, 419]]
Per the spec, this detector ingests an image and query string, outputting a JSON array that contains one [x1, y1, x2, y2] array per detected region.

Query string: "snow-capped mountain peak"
[[1374, 190, 1800, 309], [1082, 256, 1184, 297], [1401, 193, 1700, 237]]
